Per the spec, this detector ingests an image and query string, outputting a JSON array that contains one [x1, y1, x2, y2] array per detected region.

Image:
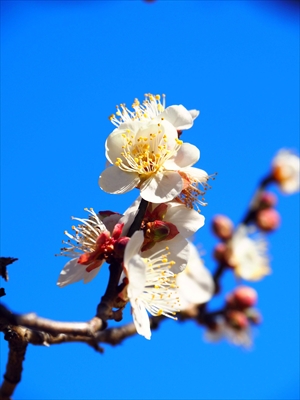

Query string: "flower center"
[[115, 129, 182, 178], [140, 247, 181, 319]]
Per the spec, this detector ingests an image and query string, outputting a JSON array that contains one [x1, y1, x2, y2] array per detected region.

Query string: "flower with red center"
[[57, 208, 127, 287], [121, 198, 205, 264]]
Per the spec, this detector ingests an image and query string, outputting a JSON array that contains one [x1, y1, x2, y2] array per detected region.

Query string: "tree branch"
[[0, 304, 102, 337]]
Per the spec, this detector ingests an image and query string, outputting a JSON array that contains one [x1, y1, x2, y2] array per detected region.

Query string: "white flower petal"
[[143, 235, 190, 274], [105, 124, 142, 164], [164, 143, 200, 170], [119, 196, 142, 236], [181, 166, 208, 182], [159, 105, 194, 130], [127, 254, 147, 299], [83, 266, 102, 284], [101, 213, 122, 234], [99, 167, 140, 194], [131, 299, 151, 340], [176, 242, 214, 308], [177, 270, 213, 307], [140, 171, 183, 203], [136, 119, 178, 152], [124, 231, 144, 265], [165, 203, 205, 238], [57, 258, 101, 287], [189, 109, 200, 120]]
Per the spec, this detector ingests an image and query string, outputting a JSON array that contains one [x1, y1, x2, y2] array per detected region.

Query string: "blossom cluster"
[[57, 94, 214, 339], [56, 93, 299, 345]]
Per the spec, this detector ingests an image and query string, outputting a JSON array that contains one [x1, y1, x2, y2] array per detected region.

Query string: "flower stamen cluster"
[[109, 93, 166, 127]]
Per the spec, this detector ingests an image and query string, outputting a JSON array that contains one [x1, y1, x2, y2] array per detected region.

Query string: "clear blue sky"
[[1, 1, 299, 399]]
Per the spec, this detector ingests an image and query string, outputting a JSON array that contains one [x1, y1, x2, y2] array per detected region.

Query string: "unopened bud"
[[232, 286, 258, 309], [212, 215, 233, 240], [258, 192, 277, 209], [213, 242, 231, 264], [256, 208, 280, 232], [226, 310, 249, 330]]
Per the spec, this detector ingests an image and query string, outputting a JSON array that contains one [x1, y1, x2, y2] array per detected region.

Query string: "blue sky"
[[0, 1, 299, 399]]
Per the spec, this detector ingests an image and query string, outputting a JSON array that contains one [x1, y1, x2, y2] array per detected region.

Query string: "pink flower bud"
[[258, 192, 277, 209], [226, 310, 249, 330], [232, 286, 258, 309], [213, 242, 231, 264], [212, 215, 234, 240], [256, 208, 280, 232]]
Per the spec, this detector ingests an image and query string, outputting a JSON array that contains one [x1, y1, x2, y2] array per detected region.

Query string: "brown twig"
[[241, 174, 274, 225], [0, 304, 102, 336], [127, 198, 148, 237], [0, 258, 18, 282], [0, 326, 28, 400]]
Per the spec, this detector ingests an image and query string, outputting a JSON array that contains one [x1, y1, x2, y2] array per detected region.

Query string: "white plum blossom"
[[122, 231, 183, 340], [121, 197, 205, 238], [205, 319, 253, 348], [272, 149, 299, 194], [57, 208, 122, 287], [176, 242, 214, 311], [120, 198, 195, 273], [228, 225, 270, 281], [99, 94, 210, 207]]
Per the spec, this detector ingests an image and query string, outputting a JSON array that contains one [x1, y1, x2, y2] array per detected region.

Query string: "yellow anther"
[[157, 309, 163, 316], [162, 258, 168, 263], [155, 94, 160, 100], [108, 114, 115, 120]]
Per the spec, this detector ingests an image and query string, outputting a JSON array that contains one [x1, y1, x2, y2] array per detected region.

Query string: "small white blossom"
[[272, 149, 300, 194], [120, 198, 204, 272], [229, 225, 270, 281], [205, 320, 253, 349], [57, 208, 121, 287], [99, 94, 210, 206], [123, 231, 184, 340], [176, 242, 214, 310]]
